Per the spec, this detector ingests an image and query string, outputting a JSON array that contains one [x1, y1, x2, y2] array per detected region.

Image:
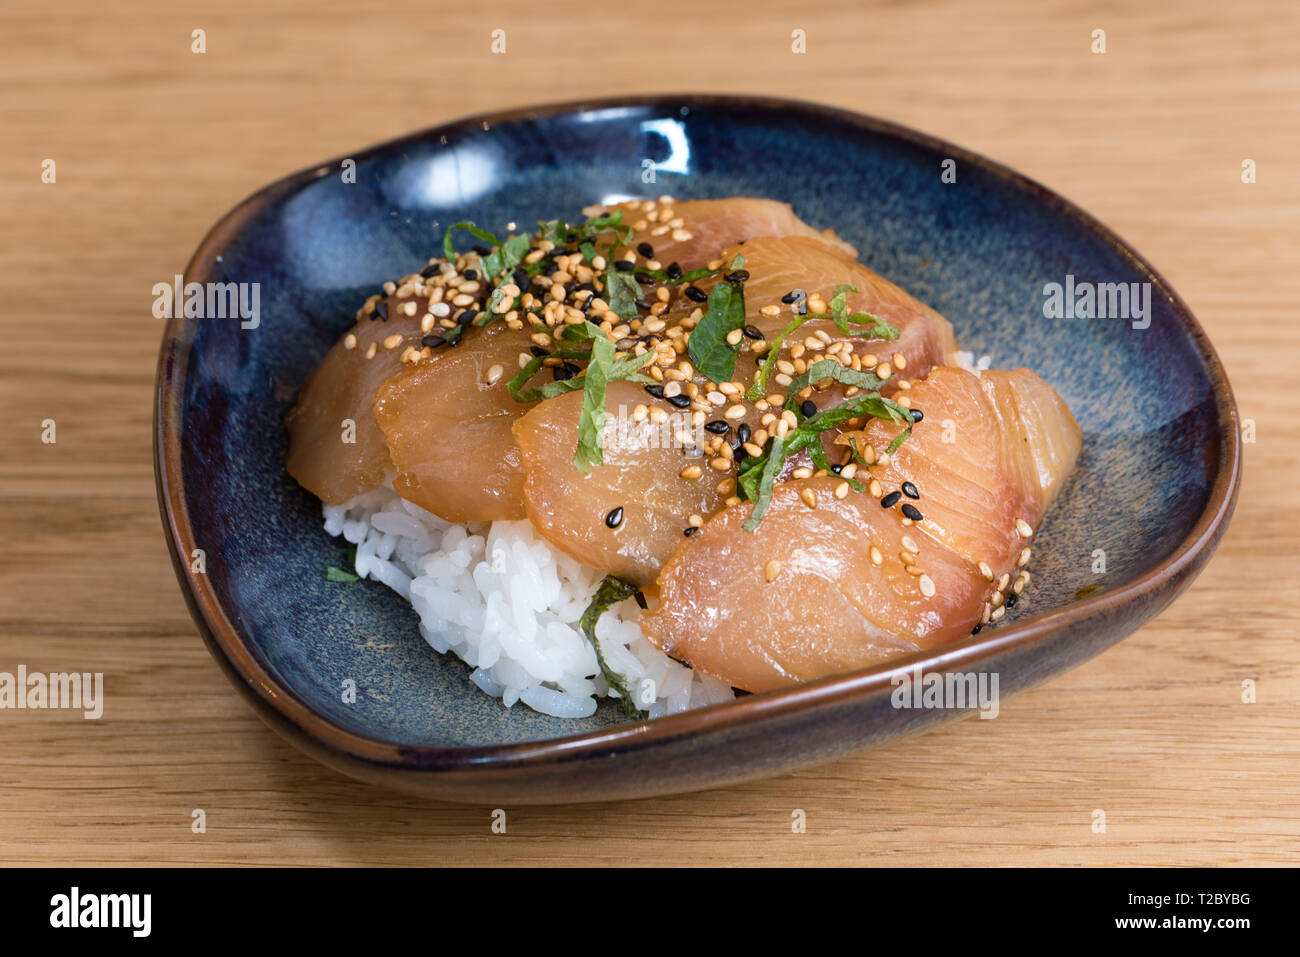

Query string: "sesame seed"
[[709, 457, 731, 471], [725, 404, 746, 420], [998, 573, 1011, 592], [893, 352, 907, 370], [870, 546, 883, 565], [343, 333, 357, 350], [1016, 518, 1034, 538], [991, 605, 1006, 621], [901, 481, 919, 499], [764, 559, 783, 582], [868, 479, 883, 498], [978, 561, 994, 581], [901, 503, 923, 521], [919, 574, 936, 597], [485, 363, 504, 385], [383, 333, 403, 350], [901, 535, 920, 554], [800, 487, 818, 509], [1018, 547, 1032, 567], [365, 342, 377, 359], [881, 491, 902, 508], [835, 481, 850, 499]]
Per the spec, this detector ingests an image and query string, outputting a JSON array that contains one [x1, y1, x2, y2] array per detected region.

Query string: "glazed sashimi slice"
[[513, 381, 729, 586], [604, 197, 858, 267], [847, 366, 1081, 569], [638, 476, 990, 692], [285, 304, 423, 505], [373, 322, 550, 522], [639, 365, 1081, 692], [510, 236, 958, 585], [369, 202, 864, 523]]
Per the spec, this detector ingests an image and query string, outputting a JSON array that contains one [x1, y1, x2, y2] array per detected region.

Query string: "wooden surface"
[[1, 0, 1296, 866]]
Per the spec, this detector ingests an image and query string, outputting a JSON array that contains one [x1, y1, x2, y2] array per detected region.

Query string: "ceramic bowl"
[[155, 95, 1240, 803]]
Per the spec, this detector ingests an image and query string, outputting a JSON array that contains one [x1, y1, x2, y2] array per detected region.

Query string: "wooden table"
[[2, 0, 1295, 866]]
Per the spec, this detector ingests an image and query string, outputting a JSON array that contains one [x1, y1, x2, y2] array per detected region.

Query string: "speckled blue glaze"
[[160, 97, 1235, 796]]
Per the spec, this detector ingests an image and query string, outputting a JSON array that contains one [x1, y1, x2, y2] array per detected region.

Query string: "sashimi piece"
[[602, 197, 858, 266], [373, 322, 548, 522], [285, 301, 422, 505], [514, 381, 728, 585], [639, 365, 1081, 692], [639, 476, 990, 692], [849, 367, 1081, 568]]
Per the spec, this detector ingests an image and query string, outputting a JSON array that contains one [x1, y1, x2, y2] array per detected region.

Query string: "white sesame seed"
[[918, 574, 936, 597], [1016, 518, 1034, 538]]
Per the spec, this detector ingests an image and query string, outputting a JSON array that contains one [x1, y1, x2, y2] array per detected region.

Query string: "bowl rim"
[[154, 92, 1241, 774]]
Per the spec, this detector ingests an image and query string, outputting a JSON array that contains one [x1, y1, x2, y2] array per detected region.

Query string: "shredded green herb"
[[603, 263, 643, 319], [579, 575, 643, 718], [736, 382, 916, 532], [686, 256, 747, 383], [326, 548, 359, 583], [746, 287, 900, 400]]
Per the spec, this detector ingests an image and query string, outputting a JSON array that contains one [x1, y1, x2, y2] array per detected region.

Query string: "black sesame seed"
[[736, 423, 751, 444], [684, 526, 698, 537], [704, 420, 730, 435], [684, 285, 708, 302], [420, 264, 439, 279], [443, 331, 463, 348], [666, 393, 691, 409], [574, 282, 596, 293], [512, 267, 529, 289], [530, 345, 550, 357], [742, 324, 764, 340], [373, 300, 389, 321], [970, 624, 982, 635], [472, 244, 492, 256], [880, 491, 902, 508], [636, 242, 654, 258], [613, 259, 635, 272], [456, 311, 475, 327], [800, 399, 817, 418], [1004, 594, 1018, 609], [553, 362, 580, 381], [901, 503, 923, 521], [634, 299, 652, 310], [421, 334, 447, 348], [830, 464, 843, 475], [780, 289, 802, 304], [634, 272, 654, 284], [605, 507, 624, 529], [463, 269, 479, 281], [910, 408, 924, 423], [665, 262, 683, 280], [542, 261, 559, 277], [634, 590, 648, 609], [644, 384, 665, 399], [901, 481, 919, 499], [725, 269, 750, 283]]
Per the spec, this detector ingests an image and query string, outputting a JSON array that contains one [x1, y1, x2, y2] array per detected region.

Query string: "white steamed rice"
[[324, 488, 734, 719]]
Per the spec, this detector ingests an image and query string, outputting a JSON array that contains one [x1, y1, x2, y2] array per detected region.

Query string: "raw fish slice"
[[639, 365, 1080, 692], [285, 304, 421, 504], [639, 476, 989, 692], [373, 322, 548, 522], [514, 381, 728, 586], [605, 197, 858, 266]]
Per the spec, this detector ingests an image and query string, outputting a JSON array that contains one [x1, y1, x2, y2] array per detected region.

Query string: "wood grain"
[[1, 0, 1296, 866]]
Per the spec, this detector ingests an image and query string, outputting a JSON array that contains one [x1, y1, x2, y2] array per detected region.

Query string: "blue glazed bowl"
[[155, 95, 1239, 803]]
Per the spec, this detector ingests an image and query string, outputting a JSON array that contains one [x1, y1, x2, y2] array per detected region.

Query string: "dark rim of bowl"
[[154, 93, 1242, 774]]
